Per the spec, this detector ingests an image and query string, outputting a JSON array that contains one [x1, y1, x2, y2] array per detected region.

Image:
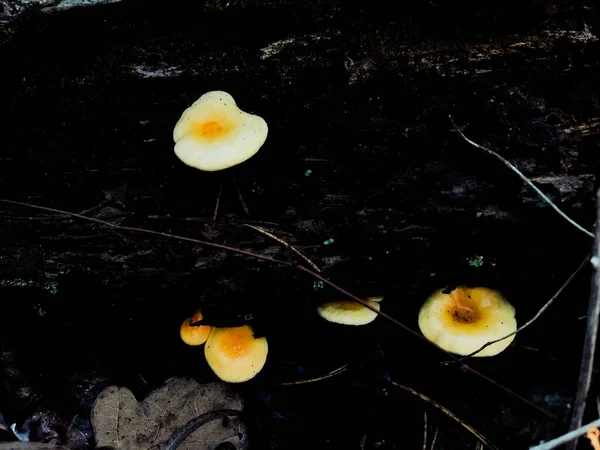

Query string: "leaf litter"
[[90, 377, 247, 450]]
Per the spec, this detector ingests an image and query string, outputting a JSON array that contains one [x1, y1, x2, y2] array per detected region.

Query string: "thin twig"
[[360, 431, 367, 450], [458, 254, 590, 360], [529, 417, 600, 450], [0, 199, 288, 266], [0, 198, 559, 422], [244, 223, 321, 272], [391, 381, 500, 450], [567, 190, 600, 450], [280, 363, 348, 385], [212, 183, 223, 221], [423, 409, 428, 450], [149, 409, 243, 450], [430, 427, 439, 450], [449, 115, 594, 239]]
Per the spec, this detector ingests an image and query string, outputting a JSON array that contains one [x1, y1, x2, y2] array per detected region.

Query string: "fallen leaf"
[[91, 377, 247, 450]]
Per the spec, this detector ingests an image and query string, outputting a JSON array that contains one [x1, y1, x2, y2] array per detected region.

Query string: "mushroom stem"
[[212, 183, 223, 221], [232, 172, 250, 215]]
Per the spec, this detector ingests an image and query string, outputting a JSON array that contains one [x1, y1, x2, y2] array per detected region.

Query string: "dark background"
[[0, 0, 599, 448]]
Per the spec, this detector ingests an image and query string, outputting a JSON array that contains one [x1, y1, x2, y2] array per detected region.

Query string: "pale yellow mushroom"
[[418, 286, 517, 357], [173, 91, 268, 171], [204, 325, 268, 383], [317, 296, 383, 326]]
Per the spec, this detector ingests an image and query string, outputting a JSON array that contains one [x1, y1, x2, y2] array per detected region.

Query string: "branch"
[[0, 198, 559, 422], [459, 254, 590, 360], [148, 409, 243, 450], [392, 381, 500, 450], [529, 417, 600, 450], [566, 190, 600, 450], [449, 115, 594, 239]]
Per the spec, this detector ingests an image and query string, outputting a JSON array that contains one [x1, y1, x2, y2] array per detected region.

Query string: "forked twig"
[[459, 254, 590, 360], [392, 381, 500, 450], [0, 198, 559, 422], [280, 363, 348, 385], [567, 191, 600, 450], [449, 115, 594, 239], [244, 223, 321, 272]]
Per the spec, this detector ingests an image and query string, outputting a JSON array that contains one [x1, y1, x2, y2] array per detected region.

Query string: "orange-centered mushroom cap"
[[180, 310, 213, 346], [173, 91, 268, 172], [204, 325, 268, 383], [418, 286, 517, 357]]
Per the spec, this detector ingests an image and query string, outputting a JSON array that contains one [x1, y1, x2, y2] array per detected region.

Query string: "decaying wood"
[[0, 1, 599, 448]]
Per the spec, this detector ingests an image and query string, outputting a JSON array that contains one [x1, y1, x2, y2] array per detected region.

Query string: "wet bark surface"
[[0, 1, 599, 449]]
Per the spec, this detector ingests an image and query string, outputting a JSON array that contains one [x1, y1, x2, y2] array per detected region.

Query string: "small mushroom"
[[317, 296, 383, 326], [173, 90, 268, 172], [180, 310, 213, 346], [418, 286, 517, 357], [204, 325, 268, 383]]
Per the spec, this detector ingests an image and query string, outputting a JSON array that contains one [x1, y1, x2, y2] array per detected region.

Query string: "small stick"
[[148, 409, 243, 450], [430, 428, 439, 450], [280, 363, 348, 385], [458, 254, 590, 360], [566, 190, 600, 450], [212, 183, 223, 221], [0, 199, 288, 266], [392, 381, 500, 450], [244, 223, 321, 272], [449, 115, 594, 239], [423, 409, 428, 450], [529, 417, 600, 450]]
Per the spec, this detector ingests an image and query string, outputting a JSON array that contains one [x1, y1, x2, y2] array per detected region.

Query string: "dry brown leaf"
[[90, 377, 247, 450]]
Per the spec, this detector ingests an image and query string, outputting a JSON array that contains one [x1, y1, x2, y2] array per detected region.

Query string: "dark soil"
[[1, 1, 599, 449]]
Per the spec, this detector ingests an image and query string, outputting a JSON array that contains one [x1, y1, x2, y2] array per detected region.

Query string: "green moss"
[[467, 255, 484, 268]]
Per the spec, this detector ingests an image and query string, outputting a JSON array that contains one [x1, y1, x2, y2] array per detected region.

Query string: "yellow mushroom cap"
[[418, 287, 517, 357], [317, 298, 382, 326], [180, 310, 213, 346], [204, 325, 268, 383], [173, 91, 268, 172]]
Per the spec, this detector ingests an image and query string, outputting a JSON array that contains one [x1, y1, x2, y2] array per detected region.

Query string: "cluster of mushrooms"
[[173, 91, 518, 383], [318, 286, 517, 357], [180, 310, 268, 383]]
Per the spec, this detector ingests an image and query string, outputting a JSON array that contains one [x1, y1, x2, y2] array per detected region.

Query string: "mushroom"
[[317, 296, 383, 326], [173, 91, 268, 172], [180, 310, 213, 346], [418, 286, 517, 357], [204, 325, 268, 383]]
